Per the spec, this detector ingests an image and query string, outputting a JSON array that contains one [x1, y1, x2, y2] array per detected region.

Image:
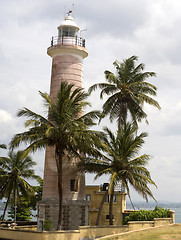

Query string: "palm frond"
[[0, 144, 6, 149]]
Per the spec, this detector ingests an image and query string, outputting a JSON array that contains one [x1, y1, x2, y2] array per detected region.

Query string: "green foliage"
[[89, 55, 161, 128], [123, 207, 171, 225], [0, 150, 37, 220], [10, 82, 103, 230], [30, 177, 43, 211], [0, 144, 6, 150], [81, 123, 156, 202], [43, 219, 54, 231], [80, 122, 157, 225], [8, 196, 32, 221]]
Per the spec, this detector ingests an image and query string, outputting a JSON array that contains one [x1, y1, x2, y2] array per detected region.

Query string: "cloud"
[[0, 109, 16, 143], [0, 109, 13, 124]]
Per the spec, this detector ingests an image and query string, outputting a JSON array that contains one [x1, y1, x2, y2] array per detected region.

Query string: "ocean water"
[[173, 208, 181, 223]]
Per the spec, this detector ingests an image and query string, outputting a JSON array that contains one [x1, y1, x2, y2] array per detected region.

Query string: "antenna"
[[72, 3, 75, 17], [64, 6, 66, 17], [80, 29, 87, 38]]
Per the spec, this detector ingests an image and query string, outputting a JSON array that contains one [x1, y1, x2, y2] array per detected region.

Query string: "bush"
[[43, 219, 54, 231], [123, 207, 171, 225]]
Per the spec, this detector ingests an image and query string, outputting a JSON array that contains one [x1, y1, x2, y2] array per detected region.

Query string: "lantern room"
[[49, 12, 86, 47], [58, 14, 79, 38]]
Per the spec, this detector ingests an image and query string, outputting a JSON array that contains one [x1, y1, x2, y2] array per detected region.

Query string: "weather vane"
[[65, 3, 74, 17], [67, 10, 72, 16]]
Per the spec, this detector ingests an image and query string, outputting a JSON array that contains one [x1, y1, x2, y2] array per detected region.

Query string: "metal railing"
[[50, 36, 85, 48]]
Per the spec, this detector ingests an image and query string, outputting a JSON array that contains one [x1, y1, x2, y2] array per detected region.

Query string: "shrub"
[[43, 219, 54, 231], [123, 207, 171, 225]]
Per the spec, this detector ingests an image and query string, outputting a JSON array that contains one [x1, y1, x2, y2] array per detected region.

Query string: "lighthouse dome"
[[58, 15, 79, 30]]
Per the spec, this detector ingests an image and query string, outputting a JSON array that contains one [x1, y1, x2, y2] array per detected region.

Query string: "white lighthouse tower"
[[38, 12, 88, 230]]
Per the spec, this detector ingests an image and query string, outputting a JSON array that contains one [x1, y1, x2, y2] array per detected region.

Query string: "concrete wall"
[[0, 226, 128, 240], [0, 228, 80, 240], [0, 217, 174, 240], [79, 225, 128, 239], [128, 218, 173, 231]]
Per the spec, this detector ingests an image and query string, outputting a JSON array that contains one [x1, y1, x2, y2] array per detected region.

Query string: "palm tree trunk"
[[128, 194, 135, 210], [109, 187, 114, 225], [118, 104, 127, 130], [96, 189, 108, 226], [2, 192, 11, 220], [55, 147, 63, 230], [14, 188, 17, 223]]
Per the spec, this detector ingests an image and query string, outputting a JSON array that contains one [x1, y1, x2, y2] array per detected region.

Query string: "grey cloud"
[[7, 0, 151, 38], [161, 123, 181, 136], [75, 0, 151, 38]]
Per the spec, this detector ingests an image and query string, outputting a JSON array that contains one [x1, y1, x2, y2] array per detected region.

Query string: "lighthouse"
[[38, 12, 88, 230]]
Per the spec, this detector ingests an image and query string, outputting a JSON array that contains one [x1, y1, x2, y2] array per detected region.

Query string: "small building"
[[85, 183, 127, 226]]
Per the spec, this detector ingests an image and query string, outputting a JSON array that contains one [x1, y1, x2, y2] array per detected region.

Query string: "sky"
[[0, 0, 181, 203]]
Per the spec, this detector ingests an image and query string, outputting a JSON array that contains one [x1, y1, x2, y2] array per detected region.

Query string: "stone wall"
[[38, 199, 89, 230]]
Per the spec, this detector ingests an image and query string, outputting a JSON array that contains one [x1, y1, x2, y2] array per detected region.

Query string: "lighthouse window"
[[62, 27, 76, 37], [70, 179, 78, 192]]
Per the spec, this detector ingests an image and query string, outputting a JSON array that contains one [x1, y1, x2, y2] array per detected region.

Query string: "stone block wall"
[[37, 200, 89, 230]]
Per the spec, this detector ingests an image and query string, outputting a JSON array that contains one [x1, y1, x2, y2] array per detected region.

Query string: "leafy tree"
[[30, 177, 43, 211], [0, 144, 6, 150], [8, 177, 43, 221], [10, 82, 103, 230], [79, 122, 157, 225], [0, 144, 6, 187], [89, 56, 161, 128], [0, 151, 37, 220], [8, 195, 32, 221]]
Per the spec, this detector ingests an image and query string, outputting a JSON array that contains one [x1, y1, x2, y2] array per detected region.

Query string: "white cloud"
[[0, 109, 13, 124]]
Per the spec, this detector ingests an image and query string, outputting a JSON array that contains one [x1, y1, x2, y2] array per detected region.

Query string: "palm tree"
[[79, 122, 157, 225], [89, 55, 161, 128], [0, 144, 6, 150], [0, 150, 37, 220], [0, 144, 7, 190], [10, 82, 102, 230]]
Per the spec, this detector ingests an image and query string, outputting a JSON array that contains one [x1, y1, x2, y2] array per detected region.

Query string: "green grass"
[[102, 224, 181, 240]]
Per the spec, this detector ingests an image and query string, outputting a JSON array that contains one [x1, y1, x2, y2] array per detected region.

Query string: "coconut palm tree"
[[10, 82, 103, 230], [89, 55, 161, 128], [0, 144, 7, 190], [79, 122, 157, 225], [0, 150, 37, 220], [0, 144, 6, 150]]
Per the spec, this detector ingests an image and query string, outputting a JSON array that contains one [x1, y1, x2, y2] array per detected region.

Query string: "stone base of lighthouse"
[[37, 199, 89, 230]]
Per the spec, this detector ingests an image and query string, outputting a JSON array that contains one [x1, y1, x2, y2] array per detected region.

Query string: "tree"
[[10, 82, 103, 230], [8, 195, 32, 221], [0, 151, 37, 220], [89, 56, 161, 128], [79, 122, 157, 225], [0, 144, 6, 177], [30, 177, 43, 211], [0, 144, 6, 150]]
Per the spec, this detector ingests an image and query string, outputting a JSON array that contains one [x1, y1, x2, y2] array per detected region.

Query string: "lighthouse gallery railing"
[[50, 36, 85, 48]]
